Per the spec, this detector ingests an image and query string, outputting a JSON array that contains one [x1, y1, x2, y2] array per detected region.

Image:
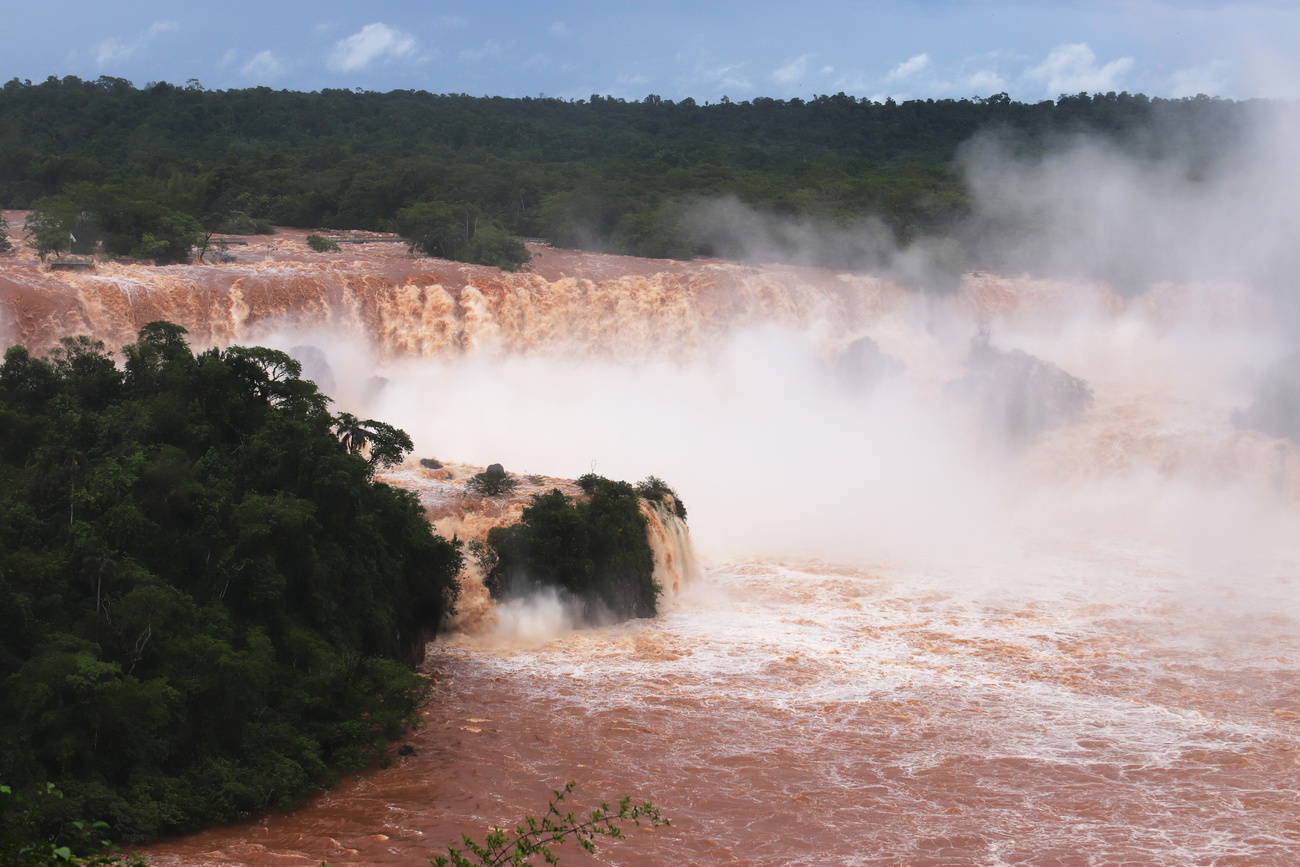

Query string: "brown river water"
[[4, 224, 1298, 865], [144, 549, 1300, 866]]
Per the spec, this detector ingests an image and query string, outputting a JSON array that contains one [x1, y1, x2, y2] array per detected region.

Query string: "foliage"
[[0, 784, 147, 866], [0, 77, 1263, 272], [396, 203, 530, 271], [419, 457, 443, 470], [305, 234, 340, 253], [0, 215, 11, 255], [430, 782, 668, 867], [0, 323, 461, 842], [466, 464, 518, 498], [24, 182, 201, 263], [634, 475, 687, 521], [487, 475, 659, 622], [332, 412, 414, 468], [23, 204, 95, 261]]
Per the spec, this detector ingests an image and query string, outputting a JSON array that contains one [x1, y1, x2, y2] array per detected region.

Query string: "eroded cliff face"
[[0, 212, 908, 361]]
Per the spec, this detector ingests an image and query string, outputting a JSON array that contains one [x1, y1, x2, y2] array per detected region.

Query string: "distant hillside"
[[0, 76, 1269, 264]]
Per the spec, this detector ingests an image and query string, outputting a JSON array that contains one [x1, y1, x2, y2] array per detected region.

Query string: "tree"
[[0, 215, 12, 254], [25, 184, 201, 264], [431, 783, 668, 867], [397, 201, 531, 271], [397, 201, 466, 260], [0, 323, 461, 842], [466, 464, 519, 497], [332, 412, 414, 468], [487, 475, 660, 622], [23, 202, 96, 260], [0, 783, 148, 866]]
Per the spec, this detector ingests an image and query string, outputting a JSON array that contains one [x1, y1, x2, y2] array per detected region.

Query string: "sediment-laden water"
[[5, 219, 1297, 865]]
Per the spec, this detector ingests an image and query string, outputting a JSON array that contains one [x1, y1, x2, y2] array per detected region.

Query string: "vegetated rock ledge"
[[378, 460, 697, 635]]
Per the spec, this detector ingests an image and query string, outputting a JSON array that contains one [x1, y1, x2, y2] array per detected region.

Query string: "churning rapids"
[[4, 216, 1300, 865]]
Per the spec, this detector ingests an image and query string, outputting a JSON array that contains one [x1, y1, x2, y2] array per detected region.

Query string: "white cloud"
[[964, 69, 1008, 95], [886, 53, 930, 81], [241, 50, 285, 80], [95, 20, 179, 67], [1166, 60, 1231, 98], [676, 50, 755, 98], [1025, 43, 1134, 97], [328, 23, 416, 72], [772, 55, 810, 84], [549, 21, 570, 37], [96, 38, 133, 66], [706, 64, 753, 94], [458, 39, 505, 64]]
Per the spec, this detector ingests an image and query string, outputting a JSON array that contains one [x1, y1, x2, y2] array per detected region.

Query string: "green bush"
[[0, 783, 147, 866], [634, 475, 687, 520], [431, 783, 667, 867], [467, 464, 518, 497], [397, 202, 531, 271], [306, 234, 340, 253], [487, 475, 659, 622]]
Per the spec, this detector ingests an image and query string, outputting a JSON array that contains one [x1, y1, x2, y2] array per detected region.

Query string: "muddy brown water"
[[6, 233, 1297, 865], [145, 553, 1300, 866]]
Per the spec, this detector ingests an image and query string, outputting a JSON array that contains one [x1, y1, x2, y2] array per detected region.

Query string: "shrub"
[[487, 475, 659, 622], [635, 475, 687, 520], [306, 234, 341, 253], [431, 783, 667, 867], [467, 464, 518, 497], [419, 457, 444, 470]]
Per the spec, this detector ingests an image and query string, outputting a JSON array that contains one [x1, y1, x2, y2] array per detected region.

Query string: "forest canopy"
[[0, 76, 1269, 268], [0, 323, 461, 843]]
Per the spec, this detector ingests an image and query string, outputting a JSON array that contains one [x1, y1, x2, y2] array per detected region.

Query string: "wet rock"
[[950, 328, 1093, 444], [1234, 351, 1300, 440], [832, 336, 902, 392]]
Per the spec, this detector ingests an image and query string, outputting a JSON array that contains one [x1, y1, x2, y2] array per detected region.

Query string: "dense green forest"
[[0, 76, 1264, 267], [0, 323, 461, 845]]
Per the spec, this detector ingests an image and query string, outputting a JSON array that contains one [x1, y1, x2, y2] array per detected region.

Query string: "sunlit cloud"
[[886, 53, 930, 81], [96, 39, 133, 66], [964, 69, 1008, 95], [772, 55, 811, 84], [1166, 60, 1231, 98], [1025, 43, 1134, 97], [241, 50, 285, 80], [328, 23, 416, 72], [94, 20, 179, 67], [458, 40, 506, 64]]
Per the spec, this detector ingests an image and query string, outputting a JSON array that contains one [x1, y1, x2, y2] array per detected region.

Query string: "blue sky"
[[1, 1, 1296, 102]]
